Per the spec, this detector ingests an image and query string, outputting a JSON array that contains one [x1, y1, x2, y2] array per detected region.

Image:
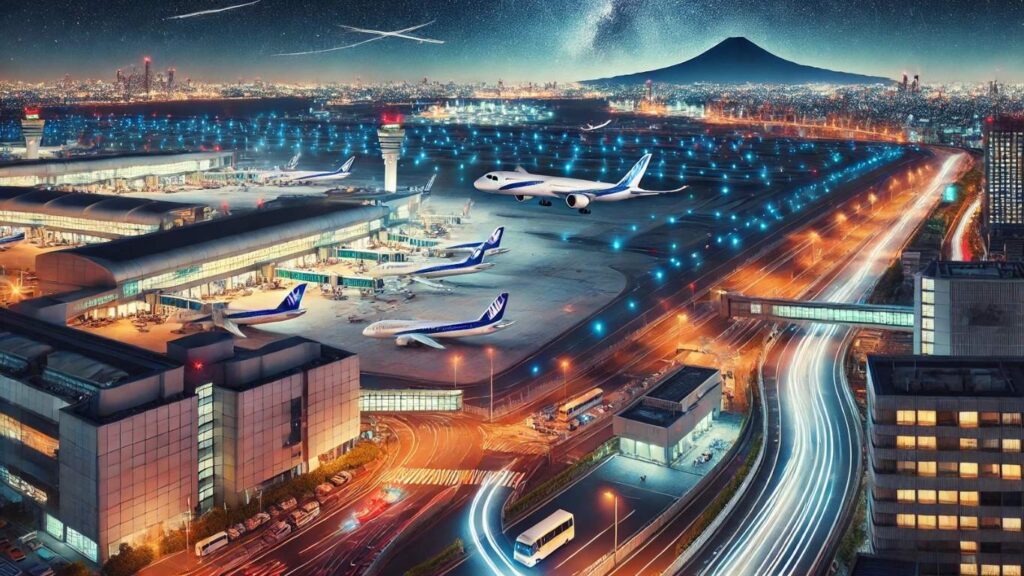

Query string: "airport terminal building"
[[614, 365, 722, 465], [0, 152, 234, 188], [25, 202, 387, 321]]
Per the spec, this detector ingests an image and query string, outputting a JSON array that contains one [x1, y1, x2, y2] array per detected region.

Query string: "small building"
[[614, 365, 722, 465]]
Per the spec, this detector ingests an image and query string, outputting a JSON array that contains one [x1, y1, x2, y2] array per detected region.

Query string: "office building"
[[914, 261, 1024, 356], [614, 365, 721, 465], [0, 308, 195, 564], [166, 332, 361, 511], [377, 120, 405, 193], [867, 356, 1024, 576], [984, 116, 1024, 259]]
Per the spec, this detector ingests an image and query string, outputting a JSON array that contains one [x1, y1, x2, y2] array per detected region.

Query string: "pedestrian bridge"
[[717, 291, 915, 332]]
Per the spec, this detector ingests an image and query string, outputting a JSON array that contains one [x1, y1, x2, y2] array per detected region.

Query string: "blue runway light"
[[531, 365, 540, 376], [612, 239, 622, 251], [593, 321, 604, 335]]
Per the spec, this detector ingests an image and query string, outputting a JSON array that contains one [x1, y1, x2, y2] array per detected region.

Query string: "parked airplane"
[[362, 292, 512, 349], [472, 154, 687, 214], [0, 230, 25, 245], [443, 226, 508, 257], [371, 245, 493, 288], [276, 155, 355, 184], [176, 284, 307, 338], [252, 152, 301, 181], [581, 119, 612, 131]]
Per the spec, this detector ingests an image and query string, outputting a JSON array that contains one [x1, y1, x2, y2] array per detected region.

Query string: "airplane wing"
[[402, 333, 446, 349], [631, 185, 689, 197], [219, 317, 247, 338], [410, 276, 452, 291]]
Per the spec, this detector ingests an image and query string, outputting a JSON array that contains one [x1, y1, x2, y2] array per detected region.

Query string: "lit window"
[[960, 462, 979, 479], [960, 438, 978, 450], [897, 489, 915, 503], [919, 461, 937, 477], [918, 515, 937, 530], [896, 435, 917, 449], [922, 304, 934, 317], [1004, 565, 1022, 576], [939, 515, 959, 530], [1003, 518, 1022, 532], [960, 491, 979, 506], [1002, 464, 1022, 480], [897, 513, 916, 528], [961, 516, 979, 530], [1003, 439, 1021, 453], [918, 490, 937, 504], [959, 412, 978, 428], [981, 565, 1000, 576], [923, 278, 934, 291], [960, 565, 978, 576], [1003, 413, 1023, 425], [940, 490, 959, 504], [918, 411, 937, 426], [896, 410, 916, 425], [960, 541, 978, 553], [918, 436, 937, 450], [922, 290, 934, 304]]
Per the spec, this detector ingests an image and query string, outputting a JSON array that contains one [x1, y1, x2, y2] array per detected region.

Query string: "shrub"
[[405, 538, 465, 576], [102, 543, 154, 576]]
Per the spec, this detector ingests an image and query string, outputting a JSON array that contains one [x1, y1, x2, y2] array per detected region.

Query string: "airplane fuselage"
[[363, 319, 509, 340], [185, 308, 307, 330], [373, 261, 494, 279], [474, 173, 632, 202]]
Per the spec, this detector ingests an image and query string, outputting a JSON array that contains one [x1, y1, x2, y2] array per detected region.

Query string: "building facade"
[[614, 365, 721, 465], [984, 116, 1024, 259], [914, 261, 1024, 357], [867, 356, 1024, 576]]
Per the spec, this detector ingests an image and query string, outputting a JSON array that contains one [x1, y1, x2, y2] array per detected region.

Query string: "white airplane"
[[175, 284, 307, 338], [276, 155, 355, 184], [371, 245, 494, 288], [443, 227, 508, 257], [473, 154, 687, 214], [362, 293, 513, 349], [581, 119, 612, 131], [337, 20, 444, 44], [253, 151, 302, 181]]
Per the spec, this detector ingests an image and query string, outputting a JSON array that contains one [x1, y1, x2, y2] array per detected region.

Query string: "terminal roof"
[[647, 365, 720, 403]]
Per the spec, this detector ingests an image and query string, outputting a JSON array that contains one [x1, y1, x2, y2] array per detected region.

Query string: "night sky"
[[2, 0, 1023, 84]]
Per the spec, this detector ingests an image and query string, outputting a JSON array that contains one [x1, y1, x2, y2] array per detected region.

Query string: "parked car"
[[227, 523, 247, 541], [330, 472, 352, 487], [6, 546, 26, 562], [278, 497, 297, 512], [27, 565, 55, 576], [245, 512, 271, 532], [262, 521, 291, 544]]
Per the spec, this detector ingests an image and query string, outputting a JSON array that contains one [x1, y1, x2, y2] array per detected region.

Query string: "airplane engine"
[[513, 195, 534, 203], [565, 194, 591, 209], [395, 335, 416, 347]]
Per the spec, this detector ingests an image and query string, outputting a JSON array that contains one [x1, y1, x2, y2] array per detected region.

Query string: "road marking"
[[554, 509, 636, 569], [385, 467, 524, 487]]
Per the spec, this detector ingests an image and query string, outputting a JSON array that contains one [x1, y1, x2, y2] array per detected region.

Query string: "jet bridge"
[[717, 291, 915, 332]]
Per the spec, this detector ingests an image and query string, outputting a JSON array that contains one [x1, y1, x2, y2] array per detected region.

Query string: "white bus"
[[513, 509, 574, 567], [194, 531, 229, 557], [558, 388, 603, 421]]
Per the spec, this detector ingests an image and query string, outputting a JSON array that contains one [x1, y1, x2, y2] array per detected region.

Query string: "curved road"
[[688, 151, 966, 576]]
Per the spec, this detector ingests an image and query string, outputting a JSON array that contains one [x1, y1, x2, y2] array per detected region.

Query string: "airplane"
[[442, 226, 509, 257], [337, 21, 444, 44], [362, 292, 513, 349], [175, 284, 308, 338], [472, 153, 688, 214], [0, 230, 25, 245], [253, 151, 302, 181], [371, 245, 494, 288], [581, 119, 612, 131], [275, 155, 355, 184]]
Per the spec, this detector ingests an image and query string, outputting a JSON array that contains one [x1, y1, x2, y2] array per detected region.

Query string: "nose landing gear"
[[539, 199, 552, 207]]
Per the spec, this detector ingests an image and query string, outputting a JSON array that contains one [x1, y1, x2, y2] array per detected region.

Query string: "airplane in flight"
[[581, 119, 612, 131], [175, 284, 308, 338], [371, 245, 494, 288], [337, 21, 444, 44], [472, 154, 687, 214], [443, 226, 509, 257], [362, 292, 513, 349]]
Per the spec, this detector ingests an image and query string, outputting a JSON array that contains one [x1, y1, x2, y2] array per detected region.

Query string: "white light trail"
[[704, 152, 966, 576], [951, 197, 981, 261], [164, 0, 261, 20], [337, 21, 444, 44], [276, 21, 441, 56], [468, 469, 522, 576]]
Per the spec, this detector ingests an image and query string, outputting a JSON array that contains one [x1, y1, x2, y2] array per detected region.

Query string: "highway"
[[687, 150, 967, 576], [950, 196, 981, 261]]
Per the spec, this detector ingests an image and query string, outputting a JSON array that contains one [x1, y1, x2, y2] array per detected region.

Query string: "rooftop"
[[0, 186, 205, 226], [647, 365, 720, 403], [868, 355, 1024, 398], [0, 150, 231, 171], [619, 401, 682, 427], [923, 260, 1024, 280]]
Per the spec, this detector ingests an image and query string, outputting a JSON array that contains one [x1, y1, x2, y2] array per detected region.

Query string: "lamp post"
[[452, 355, 461, 389], [808, 231, 820, 264], [868, 192, 878, 214], [676, 313, 688, 348], [605, 491, 619, 560], [486, 347, 495, 423], [560, 359, 570, 401]]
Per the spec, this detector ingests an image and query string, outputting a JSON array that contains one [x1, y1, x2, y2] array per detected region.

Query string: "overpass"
[[717, 291, 915, 332]]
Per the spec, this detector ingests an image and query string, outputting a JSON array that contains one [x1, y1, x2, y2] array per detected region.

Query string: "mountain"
[[583, 37, 893, 86]]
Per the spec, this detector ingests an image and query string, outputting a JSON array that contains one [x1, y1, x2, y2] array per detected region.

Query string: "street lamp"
[[486, 347, 495, 423], [560, 359, 570, 400], [676, 313, 688, 347], [808, 231, 820, 264], [868, 192, 878, 214], [451, 355, 461, 389], [604, 491, 619, 559]]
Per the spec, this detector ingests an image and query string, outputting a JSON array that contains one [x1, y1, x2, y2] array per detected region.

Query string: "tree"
[[101, 543, 154, 576], [56, 561, 93, 576]]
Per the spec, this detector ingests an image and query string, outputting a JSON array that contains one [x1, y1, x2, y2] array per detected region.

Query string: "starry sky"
[[2, 0, 1023, 84]]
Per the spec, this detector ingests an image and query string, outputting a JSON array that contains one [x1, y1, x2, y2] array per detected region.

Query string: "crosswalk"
[[381, 467, 525, 488], [483, 436, 551, 456]]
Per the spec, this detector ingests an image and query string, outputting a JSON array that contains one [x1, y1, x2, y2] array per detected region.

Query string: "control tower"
[[20, 107, 45, 160], [377, 115, 405, 192]]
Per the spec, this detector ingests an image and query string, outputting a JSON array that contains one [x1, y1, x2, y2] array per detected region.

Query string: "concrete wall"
[[305, 355, 360, 470]]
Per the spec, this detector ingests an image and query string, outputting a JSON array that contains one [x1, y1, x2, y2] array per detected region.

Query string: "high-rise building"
[[983, 116, 1024, 259], [866, 356, 1024, 576], [143, 56, 152, 96], [166, 68, 175, 93], [20, 107, 45, 160], [377, 116, 405, 193], [914, 261, 1024, 356]]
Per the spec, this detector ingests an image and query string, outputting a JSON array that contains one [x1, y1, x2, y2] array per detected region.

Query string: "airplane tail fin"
[[287, 151, 301, 170], [339, 156, 355, 173], [276, 284, 307, 311], [483, 226, 504, 251], [464, 245, 486, 265], [478, 293, 508, 323], [617, 154, 652, 190], [424, 174, 437, 192]]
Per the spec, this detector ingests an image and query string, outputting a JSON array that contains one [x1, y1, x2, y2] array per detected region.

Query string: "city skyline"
[[4, 0, 1024, 84]]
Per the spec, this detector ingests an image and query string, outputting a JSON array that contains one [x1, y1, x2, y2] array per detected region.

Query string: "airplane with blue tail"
[[362, 292, 513, 349], [371, 244, 494, 288], [443, 226, 509, 257], [176, 284, 308, 338], [473, 153, 687, 214]]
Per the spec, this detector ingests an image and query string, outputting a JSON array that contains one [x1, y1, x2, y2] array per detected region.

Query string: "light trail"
[[951, 196, 981, 261], [703, 152, 965, 576], [164, 0, 261, 20], [468, 469, 522, 576]]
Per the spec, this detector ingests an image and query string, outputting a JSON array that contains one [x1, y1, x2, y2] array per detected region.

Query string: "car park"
[[5, 547, 26, 562], [244, 512, 271, 532], [330, 472, 352, 487], [262, 521, 291, 544], [277, 497, 297, 512], [226, 523, 246, 541]]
